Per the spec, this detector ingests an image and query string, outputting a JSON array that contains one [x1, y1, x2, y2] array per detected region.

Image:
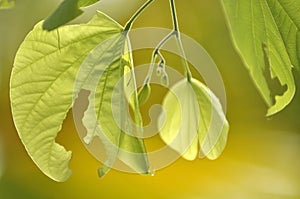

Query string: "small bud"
[[138, 84, 151, 105], [161, 74, 169, 87], [158, 61, 165, 68], [156, 67, 162, 76], [156, 61, 165, 76]]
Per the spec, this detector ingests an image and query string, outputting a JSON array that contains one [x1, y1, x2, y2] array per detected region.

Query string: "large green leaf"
[[78, 35, 149, 177], [10, 12, 122, 182], [158, 78, 229, 160], [43, 0, 100, 31], [0, 0, 14, 9], [222, 0, 299, 116]]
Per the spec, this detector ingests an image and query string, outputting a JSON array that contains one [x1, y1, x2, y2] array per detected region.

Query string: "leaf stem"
[[170, 0, 192, 81], [144, 0, 192, 84], [144, 31, 174, 84], [126, 36, 144, 130], [124, 0, 154, 31], [170, 0, 179, 32]]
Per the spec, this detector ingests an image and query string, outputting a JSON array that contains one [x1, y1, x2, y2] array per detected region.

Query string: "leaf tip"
[[98, 165, 111, 178], [266, 85, 296, 116]]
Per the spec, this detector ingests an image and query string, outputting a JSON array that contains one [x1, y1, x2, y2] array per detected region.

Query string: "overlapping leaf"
[[43, 0, 100, 31], [77, 34, 149, 177], [159, 78, 229, 160], [222, 0, 299, 115], [10, 12, 123, 182]]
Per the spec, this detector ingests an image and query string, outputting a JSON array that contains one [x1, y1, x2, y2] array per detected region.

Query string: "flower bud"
[[161, 74, 169, 87], [138, 84, 151, 105]]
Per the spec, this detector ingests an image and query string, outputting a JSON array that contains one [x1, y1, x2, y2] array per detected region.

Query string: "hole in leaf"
[[262, 43, 288, 104]]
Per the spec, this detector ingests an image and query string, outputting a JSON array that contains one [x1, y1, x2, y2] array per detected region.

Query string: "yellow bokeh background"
[[0, 0, 300, 198]]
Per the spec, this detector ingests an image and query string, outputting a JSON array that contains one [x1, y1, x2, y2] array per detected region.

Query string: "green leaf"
[[78, 0, 99, 7], [43, 0, 100, 31], [158, 78, 229, 160], [43, 0, 82, 31], [119, 46, 149, 173], [0, 0, 14, 9], [79, 34, 149, 176], [10, 12, 122, 182], [222, 0, 298, 116]]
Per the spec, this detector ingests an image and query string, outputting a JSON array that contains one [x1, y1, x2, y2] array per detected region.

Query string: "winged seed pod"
[[158, 78, 229, 160], [156, 66, 162, 76]]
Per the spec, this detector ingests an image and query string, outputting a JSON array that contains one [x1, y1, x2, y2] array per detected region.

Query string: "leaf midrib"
[[17, 51, 89, 131]]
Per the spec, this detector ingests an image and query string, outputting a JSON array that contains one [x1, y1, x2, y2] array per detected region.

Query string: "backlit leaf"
[[10, 11, 122, 182], [222, 0, 299, 116], [43, 0, 100, 31], [78, 33, 149, 176]]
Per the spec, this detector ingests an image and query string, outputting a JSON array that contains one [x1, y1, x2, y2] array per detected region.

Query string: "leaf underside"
[[10, 11, 123, 182], [222, 0, 299, 116]]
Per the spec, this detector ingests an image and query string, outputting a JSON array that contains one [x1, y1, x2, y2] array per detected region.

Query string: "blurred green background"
[[0, 0, 300, 198]]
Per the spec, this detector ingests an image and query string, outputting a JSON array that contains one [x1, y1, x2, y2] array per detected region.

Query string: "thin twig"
[[144, 0, 192, 84], [124, 0, 155, 31], [170, 0, 192, 81]]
